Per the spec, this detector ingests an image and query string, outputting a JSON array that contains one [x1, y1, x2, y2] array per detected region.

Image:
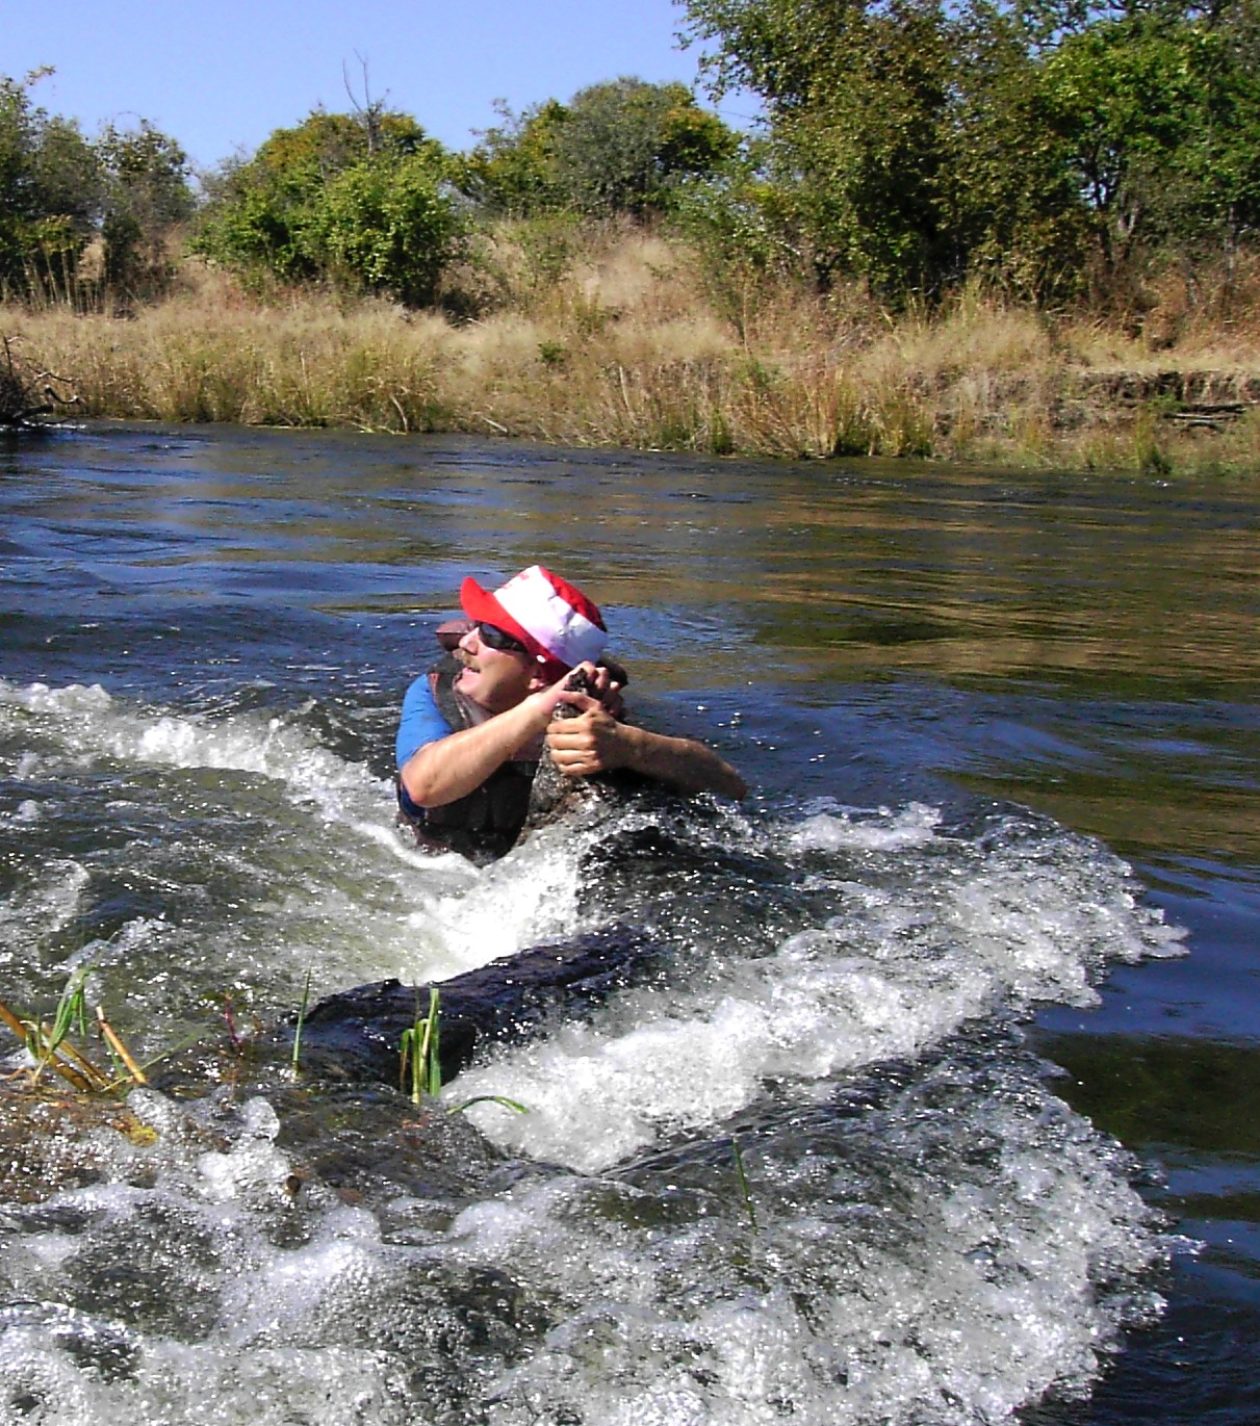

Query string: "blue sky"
[[5, 0, 752, 174]]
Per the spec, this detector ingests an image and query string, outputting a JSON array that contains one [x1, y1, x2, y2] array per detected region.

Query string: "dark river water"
[[1, 422, 1257, 1425]]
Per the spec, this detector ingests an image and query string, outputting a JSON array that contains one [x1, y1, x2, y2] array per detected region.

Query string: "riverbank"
[[6, 229, 1260, 474]]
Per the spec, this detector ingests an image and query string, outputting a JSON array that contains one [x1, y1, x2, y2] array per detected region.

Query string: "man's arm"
[[399, 691, 554, 809], [544, 700, 747, 800], [398, 664, 617, 809]]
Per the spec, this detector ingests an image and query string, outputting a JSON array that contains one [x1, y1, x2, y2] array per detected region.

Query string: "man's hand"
[[542, 660, 625, 717], [542, 662, 745, 797], [545, 699, 624, 778], [561, 661, 625, 720]]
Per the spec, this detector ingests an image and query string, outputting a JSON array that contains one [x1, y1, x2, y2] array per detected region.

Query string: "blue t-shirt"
[[396, 675, 452, 769], [395, 675, 453, 820]]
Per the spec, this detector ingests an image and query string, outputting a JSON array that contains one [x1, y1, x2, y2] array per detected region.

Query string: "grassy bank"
[[6, 225, 1260, 475]]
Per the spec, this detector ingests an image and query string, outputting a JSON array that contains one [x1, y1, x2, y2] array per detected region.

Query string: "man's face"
[[454, 625, 539, 712]]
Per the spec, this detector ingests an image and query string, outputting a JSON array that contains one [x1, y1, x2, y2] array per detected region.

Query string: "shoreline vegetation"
[[6, 225, 1260, 476], [8, 0, 1260, 482]]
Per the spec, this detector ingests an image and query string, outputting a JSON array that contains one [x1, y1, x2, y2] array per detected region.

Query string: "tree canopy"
[[7, 19, 1260, 317], [193, 107, 463, 305], [680, 0, 1260, 301], [0, 70, 192, 301], [465, 78, 738, 218]]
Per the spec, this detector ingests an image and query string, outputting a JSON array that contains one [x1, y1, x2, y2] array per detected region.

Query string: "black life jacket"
[[397, 653, 538, 862]]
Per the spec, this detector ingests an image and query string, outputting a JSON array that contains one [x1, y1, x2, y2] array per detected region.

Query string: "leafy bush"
[[306, 153, 465, 306], [194, 108, 464, 306]]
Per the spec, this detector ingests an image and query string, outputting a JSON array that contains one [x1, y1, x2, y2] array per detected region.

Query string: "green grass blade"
[[448, 1095, 529, 1116], [290, 966, 313, 1074], [425, 988, 442, 1097]]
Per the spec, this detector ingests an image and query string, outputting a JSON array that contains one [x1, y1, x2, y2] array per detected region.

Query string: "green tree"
[[194, 107, 462, 304], [552, 77, 737, 215], [682, 0, 1260, 303], [464, 99, 570, 216], [1, 69, 193, 302], [96, 121, 195, 296], [29, 115, 102, 235], [949, 2, 1093, 299], [1039, 9, 1260, 281], [1177, 3, 1260, 259], [464, 78, 737, 218], [683, 0, 965, 296], [682, 0, 860, 112], [0, 71, 100, 296]]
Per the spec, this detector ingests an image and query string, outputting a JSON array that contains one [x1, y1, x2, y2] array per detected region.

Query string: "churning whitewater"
[[1, 675, 1187, 1425]]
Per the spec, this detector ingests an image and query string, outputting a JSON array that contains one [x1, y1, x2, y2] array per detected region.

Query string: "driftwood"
[[0, 336, 79, 428]]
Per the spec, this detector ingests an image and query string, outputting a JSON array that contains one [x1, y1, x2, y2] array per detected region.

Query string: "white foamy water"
[[0, 678, 384, 826], [0, 1053, 1170, 1426], [453, 802, 1184, 1171], [0, 678, 591, 1003], [0, 678, 1187, 1426], [448, 1069, 1167, 1426]]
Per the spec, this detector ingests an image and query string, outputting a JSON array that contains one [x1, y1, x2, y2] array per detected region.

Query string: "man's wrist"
[[612, 720, 646, 773]]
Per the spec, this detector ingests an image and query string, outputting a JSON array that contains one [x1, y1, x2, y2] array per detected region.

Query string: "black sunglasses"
[[476, 621, 529, 655]]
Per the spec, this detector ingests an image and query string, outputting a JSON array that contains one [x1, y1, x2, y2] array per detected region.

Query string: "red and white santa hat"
[[460, 565, 607, 671]]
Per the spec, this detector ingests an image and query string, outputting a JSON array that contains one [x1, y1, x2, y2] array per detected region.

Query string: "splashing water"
[[0, 675, 1187, 1425]]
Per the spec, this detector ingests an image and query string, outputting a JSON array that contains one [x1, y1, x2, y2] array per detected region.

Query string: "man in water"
[[396, 565, 746, 859]]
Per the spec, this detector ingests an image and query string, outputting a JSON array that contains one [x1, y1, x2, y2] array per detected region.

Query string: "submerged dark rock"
[[291, 923, 665, 1087]]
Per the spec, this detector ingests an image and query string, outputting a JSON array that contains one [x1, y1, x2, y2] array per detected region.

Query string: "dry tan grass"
[[5, 227, 1260, 474]]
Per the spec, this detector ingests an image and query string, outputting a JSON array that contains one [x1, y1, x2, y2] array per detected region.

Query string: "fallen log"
[[1161, 403, 1246, 432], [0, 336, 79, 428]]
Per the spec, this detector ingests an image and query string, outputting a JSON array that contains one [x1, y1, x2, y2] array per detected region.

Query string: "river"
[[0, 421, 1256, 1425]]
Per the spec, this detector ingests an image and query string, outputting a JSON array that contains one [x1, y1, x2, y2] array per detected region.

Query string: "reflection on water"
[[1040, 1034, 1260, 1159], [0, 423, 1258, 1425]]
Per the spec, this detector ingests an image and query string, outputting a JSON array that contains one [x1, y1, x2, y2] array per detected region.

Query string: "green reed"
[[397, 987, 527, 1116], [0, 964, 148, 1095], [400, 987, 443, 1105], [33, 964, 90, 1077], [290, 966, 313, 1075]]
